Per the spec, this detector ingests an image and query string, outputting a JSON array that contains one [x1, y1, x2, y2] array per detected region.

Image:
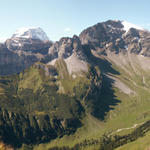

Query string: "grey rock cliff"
[[6, 38, 52, 55], [0, 43, 39, 75], [48, 35, 87, 62], [79, 20, 150, 57]]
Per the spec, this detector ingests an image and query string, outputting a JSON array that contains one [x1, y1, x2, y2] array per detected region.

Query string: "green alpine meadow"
[[0, 1, 150, 149]]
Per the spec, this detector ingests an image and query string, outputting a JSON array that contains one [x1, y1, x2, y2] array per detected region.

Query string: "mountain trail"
[[110, 121, 145, 136]]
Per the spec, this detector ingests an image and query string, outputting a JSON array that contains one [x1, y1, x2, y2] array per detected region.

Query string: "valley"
[[1, 20, 150, 150]]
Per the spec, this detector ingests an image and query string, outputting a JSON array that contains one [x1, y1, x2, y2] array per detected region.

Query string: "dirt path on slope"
[[110, 122, 145, 136]]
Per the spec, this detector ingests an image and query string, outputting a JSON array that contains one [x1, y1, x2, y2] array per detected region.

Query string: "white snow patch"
[[122, 21, 144, 33], [134, 37, 140, 40], [12, 27, 49, 41], [107, 25, 116, 30], [106, 44, 109, 47], [132, 37, 140, 42], [13, 39, 19, 43], [0, 38, 7, 43], [18, 43, 22, 47], [124, 45, 128, 50]]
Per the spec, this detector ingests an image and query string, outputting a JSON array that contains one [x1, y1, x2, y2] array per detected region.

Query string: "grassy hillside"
[[116, 131, 150, 150], [30, 54, 150, 150], [0, 60, 103, 149], [1, 52, 150, 149], [0, 64, 81, 119]]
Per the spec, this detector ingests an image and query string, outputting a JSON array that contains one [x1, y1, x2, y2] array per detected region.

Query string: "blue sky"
[[0, 0, 150, 41]]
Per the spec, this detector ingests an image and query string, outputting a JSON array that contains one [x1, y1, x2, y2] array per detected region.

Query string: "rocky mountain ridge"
[[6, 27, 52, 54], [1, 20, 150, 149], [47, 35, 88, 76], [0, 27, 52, 75], [12, 27, 49, 41], [1, 20, 150, 76], [79, 20, 150, 57]]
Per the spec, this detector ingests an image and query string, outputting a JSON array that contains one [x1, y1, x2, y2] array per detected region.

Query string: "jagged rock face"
[[1, 20, 150, 76], [5, 27, 52, 55], [0, 44, 38, 75], [6, 38, 52, 55], [80, 20, 124, 49], [12, 27, 49, 41], [48, 35, 86, 60], [47, 35, 88, 75], [0, 27, 52, 75], [79, 20, 150, 57], [49, 37, 72, 59], [118, 29, 150, 56], [138, 30, 150, 56]]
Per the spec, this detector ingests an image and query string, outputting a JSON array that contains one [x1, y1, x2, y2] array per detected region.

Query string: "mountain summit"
[[1, 20, 150, 150], [12, 27, 49, 41], [0, 27, 52, 75], [121, 20, 144, 32], [6, 27, 52, 55]]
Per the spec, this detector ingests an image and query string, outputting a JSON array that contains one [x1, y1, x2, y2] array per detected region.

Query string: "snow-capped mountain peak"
[[121, 21, 144, 32], [12, 27, 49, 41], [0, 38, 7, 43]]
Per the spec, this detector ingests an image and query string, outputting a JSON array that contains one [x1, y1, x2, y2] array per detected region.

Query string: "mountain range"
[[1, 20, 150, 150]]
